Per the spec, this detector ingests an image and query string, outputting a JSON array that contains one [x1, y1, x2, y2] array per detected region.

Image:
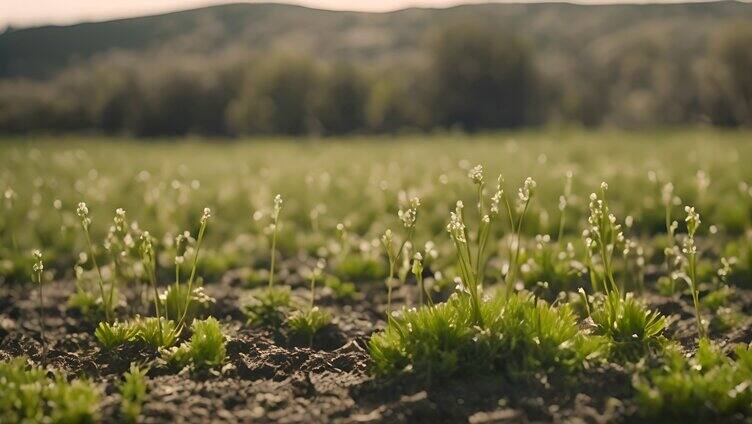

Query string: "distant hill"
[[1, 1, 751, 79]]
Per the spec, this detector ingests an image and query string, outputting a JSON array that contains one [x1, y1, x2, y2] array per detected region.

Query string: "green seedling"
[[287, 259, 332, 345], [381, 196, 420, 315], [119, 363, 148, 423], [681, 205, 706, 339], [31, 249, 46, 361], [580, 183, 666, 360], [634, 340, 752, 419], [0, 357, 100, 423], [76, 202, 114, 322], [188, 317, 226, 369], [95, 321, 139, 351]]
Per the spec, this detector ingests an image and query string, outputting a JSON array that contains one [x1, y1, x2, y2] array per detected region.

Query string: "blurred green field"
[[1, 128, 751, 286]]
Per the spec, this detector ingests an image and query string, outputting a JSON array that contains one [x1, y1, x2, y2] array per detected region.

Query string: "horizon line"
[[3, 0, 746, 32]]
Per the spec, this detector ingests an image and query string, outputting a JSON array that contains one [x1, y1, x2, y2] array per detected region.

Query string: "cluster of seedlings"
[[2, 150, 752, 421]]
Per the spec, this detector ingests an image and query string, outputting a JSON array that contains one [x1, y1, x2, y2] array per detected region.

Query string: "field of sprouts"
[[2, 129, 752, 423]]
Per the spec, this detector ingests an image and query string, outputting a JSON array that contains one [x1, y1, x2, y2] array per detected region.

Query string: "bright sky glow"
[[1, 0, 716, 29]]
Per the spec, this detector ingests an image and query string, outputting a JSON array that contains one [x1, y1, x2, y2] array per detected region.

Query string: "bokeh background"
[[1, 1, 751, 137]]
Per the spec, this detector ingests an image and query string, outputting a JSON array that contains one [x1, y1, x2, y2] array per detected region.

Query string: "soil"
[[2, 269, 751, 424]]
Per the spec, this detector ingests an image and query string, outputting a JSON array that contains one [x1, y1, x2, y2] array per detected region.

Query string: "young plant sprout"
[[0, 357, 101, 422], [580, 182, 666, 360], [503, 177, 537, 296], [32, 249, 46, 360], [76, 202, 114, 322], [268, 195, 282, 289], [336, 222, 350, 260], [682, 205, 706, 339], [381, 196, 420, 315], [446, 200, 482, 323], [411, 252, 427, 305], [166, 208, 212, 330], [162, 317, 226, 370], [446, 166, 509, 323], [556, 171, 573, 247], [660, 182, 681, 294], [138, 232, 164, 342], [287, 258, 331, 345], [176, 207, 211, 328], [582, 182, 623, 293], [105, 208, 129, 310], [3, 187, 18, 250], [119, 363, 148, 423], [95, 321, 139, 351], [245, 196, 291, 327]]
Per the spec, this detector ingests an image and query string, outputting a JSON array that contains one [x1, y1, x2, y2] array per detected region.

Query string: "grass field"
[[2, 129, 752, 422]]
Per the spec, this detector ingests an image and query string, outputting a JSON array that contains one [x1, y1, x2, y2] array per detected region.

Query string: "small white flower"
[[76, 202, 88, 217], [201, 207, 212, 224], [446, 212, 467, 243], [76, 202, 91, 229], [468, 165, 484, 184]]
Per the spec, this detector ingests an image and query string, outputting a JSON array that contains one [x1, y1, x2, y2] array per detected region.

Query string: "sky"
[[1, 0, 719, 29]]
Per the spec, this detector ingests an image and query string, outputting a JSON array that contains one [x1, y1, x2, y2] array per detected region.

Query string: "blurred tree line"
[[0, 22, 750, 136]]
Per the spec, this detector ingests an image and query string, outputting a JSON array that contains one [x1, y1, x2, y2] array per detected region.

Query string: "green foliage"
[[323, 275, 357, 300], [188, 317, 226, 369], [94, 321, 139, 351], [47, 376, 101, 424], [244, 287, 291, 328], [709, 307, 745, 334], [0, 357, 100, 423], [67, 287, 100, 317], [369, 292, 606, 378], [634, 340, 752, 419], [161, 343, 192, 369], [132, 317, 178, 349], [227, 56, 321, 136], [334, 256, 385, 282], [68, 268, 120, 322], [161, 284, 214, 326], [286, 307, 332, 344], [5, 4, 752, 136], [429, 23, 537, 130], [519, 237, 584, 296], [582, 290, 666, 361], [119, 363, 148, 423], [96, 317, 179, 350], [316, 63, 369, 135], [160, 317, 226, 370]]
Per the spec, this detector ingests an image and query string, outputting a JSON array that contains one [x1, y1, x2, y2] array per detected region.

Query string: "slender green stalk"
[[310, 259, 325, 311], [687, 252, 704, 339], [507, 197, 530, 296], [382, 197, 420, 317], [32, 250, 46, 362], [683, 205, 706, 339], [557, 172, 572, 249], [140, 232, 164, 344], [177, 208, 211, 330], [386, 260, 395, 314], [412, 253, 428, 306], [268, 196, 282, 290], [663, 183, 677, 294], [382, 228, 414, 316], [268, 221, 278, 289], [76, 203, 112, 322], [85, 231, 110, 320]]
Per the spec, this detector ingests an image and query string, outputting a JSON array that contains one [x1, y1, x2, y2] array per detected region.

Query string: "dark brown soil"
[[2, 275, 751, 424]]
